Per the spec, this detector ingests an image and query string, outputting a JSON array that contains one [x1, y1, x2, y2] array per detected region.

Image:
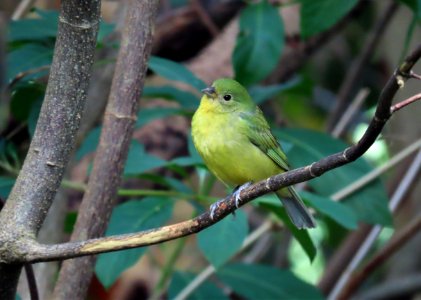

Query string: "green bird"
[[191, 78, 316, 229]]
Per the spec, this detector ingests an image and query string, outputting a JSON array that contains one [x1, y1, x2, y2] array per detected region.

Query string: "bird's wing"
[[240, 108, 290, 171]]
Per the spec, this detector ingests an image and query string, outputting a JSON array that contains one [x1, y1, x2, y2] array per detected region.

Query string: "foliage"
[[3, 0, 418, 298]]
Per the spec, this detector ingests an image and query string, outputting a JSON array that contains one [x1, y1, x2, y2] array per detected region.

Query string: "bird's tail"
[[276, 187, 316, 229]]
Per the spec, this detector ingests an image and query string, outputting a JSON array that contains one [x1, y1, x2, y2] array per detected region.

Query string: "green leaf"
[[233, 1, 284, 86], [7, 44, 53, 82], [168, 272, 229, 300], [275, 128, 392, 226], [8, 9, 58, 42], [136, 107, 184, 128], [76, 126, 101, 160], [400, 0, 421, 19], [259, 201, 316, 262], [300, 0, 358, 38], [300, 191, 358, 229], [217, 263, 324, 300], [10, 82, 45, 121], [249, 76, 301, 105], [28, 98, 43, 137], [0, 177, 15, 199], [95, 197, 174, 288], [143, 85, 199, 109], [197, 210, 248, 268], [149, 56, 206, 91], [124, 140, 166, 176]]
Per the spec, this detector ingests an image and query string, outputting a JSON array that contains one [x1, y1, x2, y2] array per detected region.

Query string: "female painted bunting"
[[191, 78, 316, 229]]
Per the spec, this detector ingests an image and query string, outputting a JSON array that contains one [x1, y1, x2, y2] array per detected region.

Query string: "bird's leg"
[[233, 181, 253, 208], [209, 182, 253, 219]]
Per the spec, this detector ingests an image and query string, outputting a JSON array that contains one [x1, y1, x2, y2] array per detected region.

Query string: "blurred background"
[[1, 0, 421, 299]]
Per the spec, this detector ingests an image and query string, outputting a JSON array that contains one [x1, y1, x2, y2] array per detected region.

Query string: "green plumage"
[[192, 78, 316, 229]]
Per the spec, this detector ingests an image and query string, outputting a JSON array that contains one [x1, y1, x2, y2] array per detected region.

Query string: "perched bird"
[[191, 78, 316, 229]]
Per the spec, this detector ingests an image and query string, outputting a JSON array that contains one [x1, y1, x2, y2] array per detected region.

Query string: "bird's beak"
[[201, 86, 216, 98]]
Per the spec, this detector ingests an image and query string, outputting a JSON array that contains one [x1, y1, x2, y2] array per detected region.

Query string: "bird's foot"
[[233, 181, 253, 208], [210, 199, 224, 220]]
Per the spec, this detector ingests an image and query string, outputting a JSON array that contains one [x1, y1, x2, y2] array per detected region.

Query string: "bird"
[[191, 78, 316, 229]]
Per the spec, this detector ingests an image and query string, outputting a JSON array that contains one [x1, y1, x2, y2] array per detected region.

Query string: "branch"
[[0, 0, 101, 297], [51, 1, 159, 299], [338, 211, 421, 299], [6, 43, 421, 264]]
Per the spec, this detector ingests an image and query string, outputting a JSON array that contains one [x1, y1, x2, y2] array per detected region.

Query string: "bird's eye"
[[223, 94, 232, 101]]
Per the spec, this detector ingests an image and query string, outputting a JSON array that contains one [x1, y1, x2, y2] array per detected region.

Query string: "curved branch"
[[11, 44, 421, 264]]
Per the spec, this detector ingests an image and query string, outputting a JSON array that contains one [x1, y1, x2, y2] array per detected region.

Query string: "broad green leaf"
[[64, 212, 77, 234], [149, 56, 206, 91], [198, 210, 248, 268], [0, 177, 15, 199], [233, 1, 284, 86], [300, 191, 358, 229], [124, 140, 166, 176], [76, 126, 101, 160], [7, 44, 53, 82], [95, 197, 173, 288], [300, 0, 358, 38], [275, 128, 392, 226], [260, 201, 316, 262], [8, 10, 58, 42], [28, 98, 43, 137], [249, 77, 301, 105], [217, 263, 324, 300], [143, 85, 199, 109], [168, 272, 229, 300], [10, 82, 45, 121], [136, 107, 184, 128]]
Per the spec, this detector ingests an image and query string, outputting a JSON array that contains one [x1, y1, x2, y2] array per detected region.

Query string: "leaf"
[[28, 98, 43, 137], [0, 177, 15, 199], [400, 0, 421, 19], [8, 9, 58, 42], [168, 272, 229, 300], [149, 56, 206, 91], [136, 107, 184, 128], [124, 140, 166, 176], [300, 0, 358, 38], [76, 126, 101, 160], [300, 191, 358, 229], [95, 197, 174, 288], [233, 1, 284, 86], [259, 201, 316, 262], [249, 77, 301, 105], [217, 263, 324, 300], [275, 128, 392, 226], [143, 85, 199, 109], [198, 210, 248, 268], [10, 82, 45, 121], [7, 44, 53, 82]]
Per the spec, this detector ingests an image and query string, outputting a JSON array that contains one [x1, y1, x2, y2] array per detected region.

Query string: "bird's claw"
[[210, 200, 223, 220], [233, 182, 253, 208]]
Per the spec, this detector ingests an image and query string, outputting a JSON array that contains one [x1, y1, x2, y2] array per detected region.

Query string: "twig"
[[331, 137, 421, 201], [331, 88, 369, 138], [390, 92, 421, 113], [8, 65, 50, 88], [173, 221, 273, 300], [190, 0, 219, 37], [52, 1, 159, 299], [338, 211, 421, 299], [326, 1, 398, 130], [11, 0, 36, 20], [328, 149, 421, 300], [23, 265, 39, 300]]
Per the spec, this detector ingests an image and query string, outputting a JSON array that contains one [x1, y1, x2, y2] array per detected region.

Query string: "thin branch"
[[338, 211, 421, 299], [328, 149, 421, 300], [11, 0, 36, 20], [390, 92, 421, 113], [326, 1, 398, 130], [23, 265, 39, 300], [52, 1, 159, 299], [190, 0, 219, 37]]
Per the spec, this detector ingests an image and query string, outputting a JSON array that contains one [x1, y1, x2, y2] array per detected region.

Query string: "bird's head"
[[200, 78, 254, 113]]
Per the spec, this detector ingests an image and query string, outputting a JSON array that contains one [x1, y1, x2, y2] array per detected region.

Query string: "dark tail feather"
[[276, 187, 316, 229]]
